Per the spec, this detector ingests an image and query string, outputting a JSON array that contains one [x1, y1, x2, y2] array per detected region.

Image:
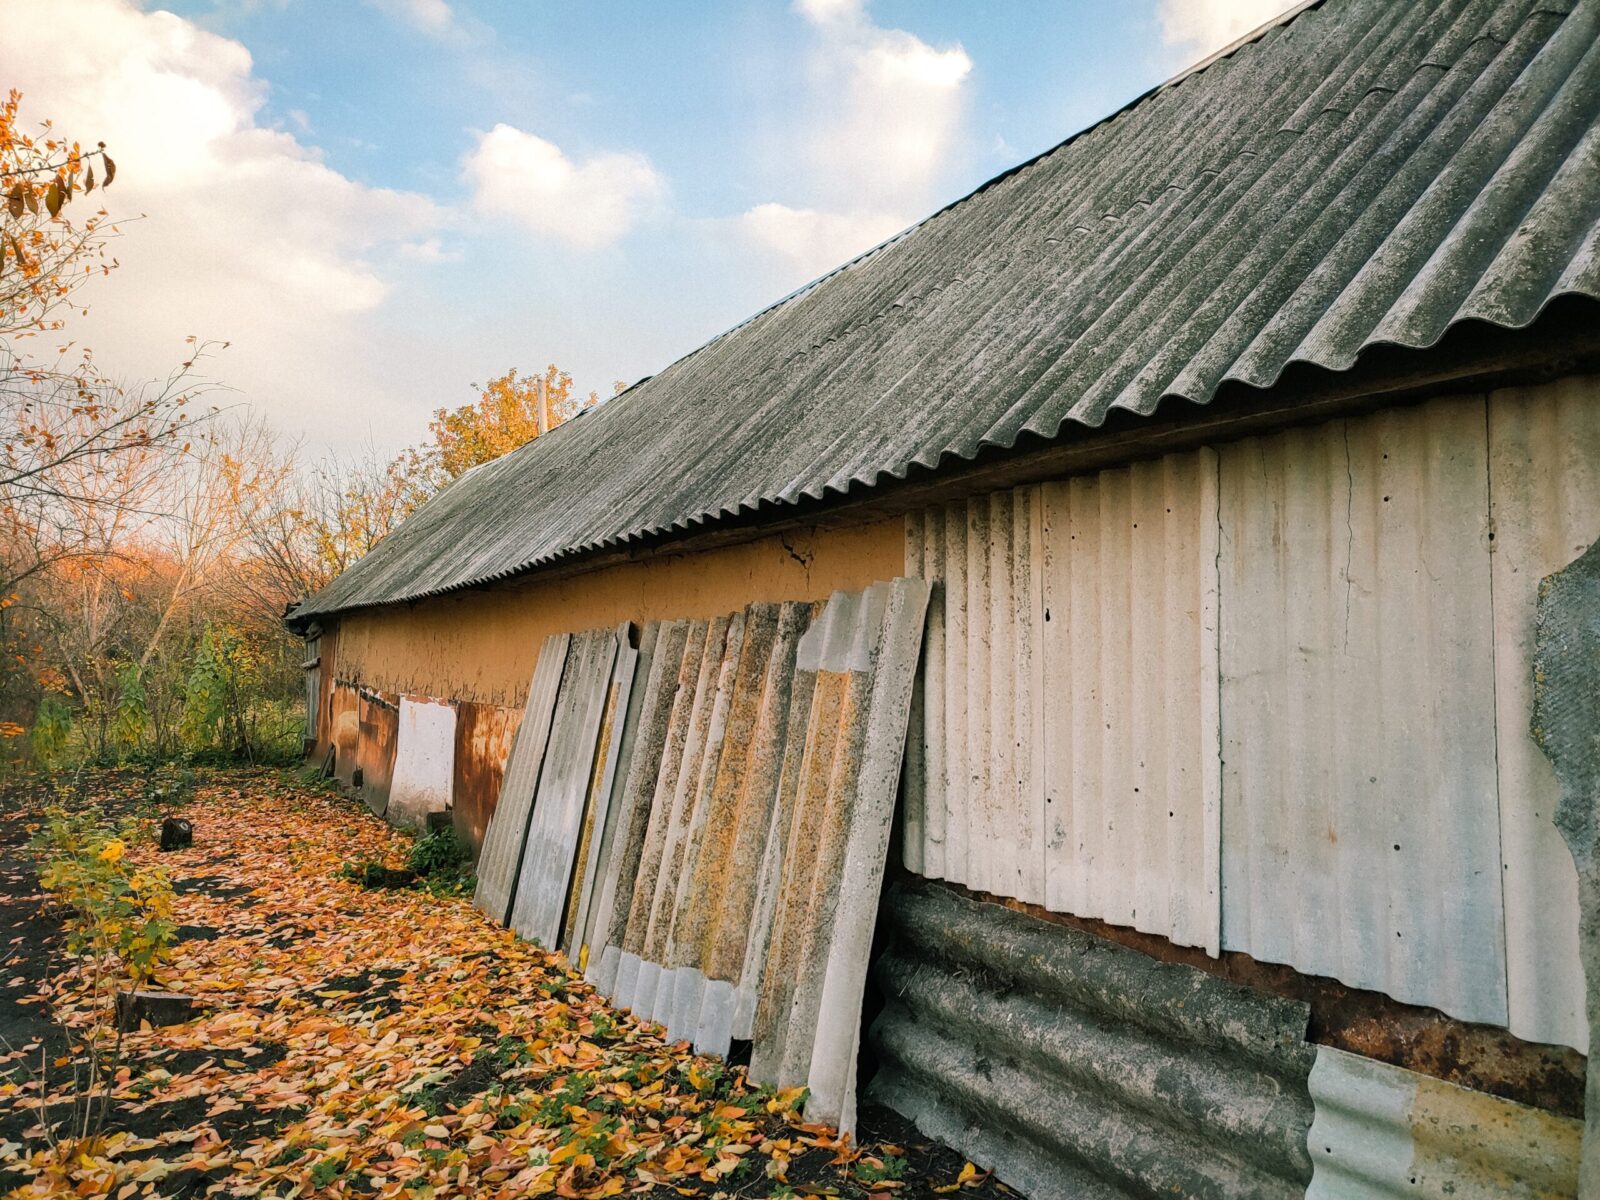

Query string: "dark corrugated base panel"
[[294, 0, 1600, 622], [865, 882, 1317, 1200]]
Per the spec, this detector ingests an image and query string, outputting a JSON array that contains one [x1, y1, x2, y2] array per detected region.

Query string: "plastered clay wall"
[[331, 519, 904, 707]]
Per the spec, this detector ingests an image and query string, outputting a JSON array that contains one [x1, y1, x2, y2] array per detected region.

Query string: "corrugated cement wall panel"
[[612, 619, 712, 1014], [585, 620, 692, 995], [510, 626, 625, 949], [867, 883, 1316, 1200], [749, 578, 929, 1133], [387, 696, 457, 831], [1305, 1045, 1580, 1198], [1218, 395, 1507, 1026], [595, 581, 928, 1136], [903, 449, 1222, 952], [560, 632, 640, 958], [1488, 376, 1599, 1054], [574, 621, 661, 974], [473, 632, 570, 925]]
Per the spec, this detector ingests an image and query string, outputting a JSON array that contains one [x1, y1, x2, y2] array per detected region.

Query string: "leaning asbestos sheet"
[[473, 632, 571, 925], [589, 579, 929, 1135], [509, 624, 633, 950]]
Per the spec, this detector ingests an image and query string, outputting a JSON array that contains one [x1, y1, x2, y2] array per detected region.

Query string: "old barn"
[[288, 0, 1600, 1194]]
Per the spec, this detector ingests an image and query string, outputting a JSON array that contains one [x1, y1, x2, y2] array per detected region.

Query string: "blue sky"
[[2, 0, 1282, 455]]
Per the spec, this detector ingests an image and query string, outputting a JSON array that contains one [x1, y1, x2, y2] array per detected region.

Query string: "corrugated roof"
[[294, 0, 1600, 622]]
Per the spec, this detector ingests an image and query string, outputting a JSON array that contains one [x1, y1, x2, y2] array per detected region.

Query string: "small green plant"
[[338, 857, 417, 889], [31, 807, 179, 1161], [856, 1153, 908, 1185], [308, 1155, 344, 1187], [407, 826, 473, 896], [335, 826, 473, 897]]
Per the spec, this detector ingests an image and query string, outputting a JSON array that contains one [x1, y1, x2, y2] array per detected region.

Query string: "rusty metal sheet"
[[1488, 375, 1600, 1055], [292, 0, 1599, 629], [902, 448, 1222, 953], [868, 881, 1317, 1200], [474, 632, 570, 925], [331, 680, 360, 786], [450, 701, 521, 858], [355, 687, 399, 816], [1306, 1045, 1581, 1198], [509, 625, 627, 950], [387, 697, 456, 831], [1218, 396, 1506, 1026]]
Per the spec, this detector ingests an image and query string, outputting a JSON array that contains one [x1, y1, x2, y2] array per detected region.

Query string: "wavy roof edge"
[[289, 0, 1600, 626]]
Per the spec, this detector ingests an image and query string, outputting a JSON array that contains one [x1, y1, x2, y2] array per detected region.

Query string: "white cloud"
[[464, 123, 665, 249], [792, 0, 971, 211], [1159, 0, 1296, 59], [366, 0, 457, 38], [739, 204, 906, 280], [0, 0, 444, 448], [737, 1, 971, 284]]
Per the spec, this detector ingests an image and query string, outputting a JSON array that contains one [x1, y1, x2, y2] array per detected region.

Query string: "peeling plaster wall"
[[331, 521, 903, 709]]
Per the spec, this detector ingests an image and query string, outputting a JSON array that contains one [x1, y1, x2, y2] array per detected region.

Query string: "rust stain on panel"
[[355, 687, 399, 812], [452, 700, 521, 856], [331, 679, 360, 785], [306, 623, 340, 763]]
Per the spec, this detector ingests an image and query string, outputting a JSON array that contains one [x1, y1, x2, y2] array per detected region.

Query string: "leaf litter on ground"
[[0, 769, 1013, 1200]]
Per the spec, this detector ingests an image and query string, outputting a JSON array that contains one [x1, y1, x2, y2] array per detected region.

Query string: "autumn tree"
[[0, 93, 219, 747], [0, 88, 116, 345], [394, 365, 605, 508], [236, 443, 413, 623]]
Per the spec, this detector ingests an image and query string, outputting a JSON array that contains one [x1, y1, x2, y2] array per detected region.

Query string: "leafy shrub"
[[30, 695, 72, 768], [407, 826, 470, 878], [339, 826, 474, 897], [111, 662, 148, 753], [33, 808, 177, 985], [31, 806, 179, 1158]]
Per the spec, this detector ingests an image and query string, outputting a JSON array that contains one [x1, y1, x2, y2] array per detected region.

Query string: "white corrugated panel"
[[1488, 376, 1599, 1054], [1305, 1046, 1580, 1199], [1040, 452, 1222, 952], [904, 450, 1222, 952], [1218, 396, 1507, 1026]]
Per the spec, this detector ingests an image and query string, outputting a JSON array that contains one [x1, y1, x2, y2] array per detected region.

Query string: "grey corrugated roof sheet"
[[294, 0, 1600, 622]]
